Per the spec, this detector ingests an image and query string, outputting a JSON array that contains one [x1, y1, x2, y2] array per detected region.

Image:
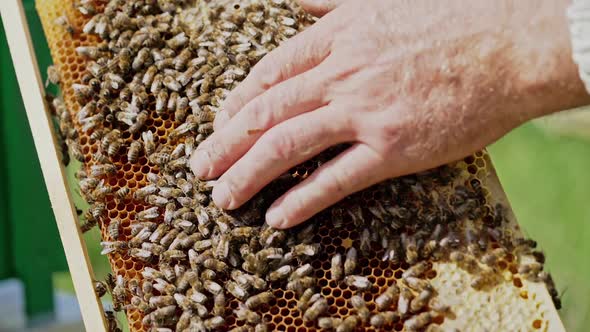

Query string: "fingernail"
[[213, 110, 230, 131], [212, 181, 232, 209], [266, 205, 287, 228], [190, 149, 211, 179]]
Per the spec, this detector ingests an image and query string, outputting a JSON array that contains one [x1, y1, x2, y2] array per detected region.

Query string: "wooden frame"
[[0, 0, 107, 330]]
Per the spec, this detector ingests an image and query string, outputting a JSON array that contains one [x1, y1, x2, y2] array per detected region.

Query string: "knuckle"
[[247, 97, 277, 130], [268, 130, 299, 161], [325, 168, 350, 194]]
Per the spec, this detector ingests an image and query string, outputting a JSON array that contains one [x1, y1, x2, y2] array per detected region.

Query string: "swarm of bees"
[[40, 0, 561, 331]]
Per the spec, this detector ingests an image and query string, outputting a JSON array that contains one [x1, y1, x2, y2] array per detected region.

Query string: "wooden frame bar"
[[0, 0, 107, 330]]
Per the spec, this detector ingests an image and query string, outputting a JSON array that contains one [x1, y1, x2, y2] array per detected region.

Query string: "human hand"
[[190, 0, 589, 229]]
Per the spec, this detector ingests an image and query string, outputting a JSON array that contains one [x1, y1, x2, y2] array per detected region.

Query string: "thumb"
[[297, 0, 348, 17]]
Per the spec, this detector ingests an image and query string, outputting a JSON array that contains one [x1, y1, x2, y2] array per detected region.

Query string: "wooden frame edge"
[[0, 0, 107, 331]]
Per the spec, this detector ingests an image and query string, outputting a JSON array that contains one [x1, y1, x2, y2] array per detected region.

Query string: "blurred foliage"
[[53, 122, 590, 331]]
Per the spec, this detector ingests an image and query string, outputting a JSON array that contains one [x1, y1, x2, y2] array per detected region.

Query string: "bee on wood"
[[93, 280, 107, 298], [45, 65, 61, 87], [104, 310, 122, 332]]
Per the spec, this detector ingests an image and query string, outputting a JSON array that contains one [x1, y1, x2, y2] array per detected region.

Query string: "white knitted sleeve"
[[568, 0, 590, 92]]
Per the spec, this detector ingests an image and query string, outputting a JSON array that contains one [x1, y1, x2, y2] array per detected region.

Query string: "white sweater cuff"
[[568, 0, 590, 92]]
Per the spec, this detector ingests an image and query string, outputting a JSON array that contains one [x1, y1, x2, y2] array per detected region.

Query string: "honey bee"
[[410, 288, 434, 313], [130, 296, 149, 312], [375, 283, 400, 310], [213, 292, 226, 316], [114, 186, 129, 202], [229, 327, 253, 332], [204, 316, 225, 330], [351, 295, 370, 322], [245, 291, 274, 309], [319, 317, 343, 330], [287, 276, 316, 295], [397, 285, 414, 315], [204, 280, 223, 295], [296, 288, 317, 312], [45, 65, 61, 87], [370, 311, 400, 328], [266, 261, 292, 280], [335, 316, 360, 332], [404, 311, 433, 331], [344, 275, 372, 291], [73, 84, 94, 103], [402, 261, 429, 279], [449, 251, 479, 273], [289, 263, 313, 281], [149, 305, 177, 325], [142, 130, 156, 156], [79, 214, 97, 233], [112, 275, 127, 311], [404, 277, 432, 292], [291, 243, 319, 258], [168, 32, 189, 50], [147, 194, 168, 207], [226, 280, 249, 300], [100, 241, 128, 255], [344, 247, 357, 276], [518, 262, 543, 276], [104, 310, 122, 332], [481, 248, 506, 267], [137, 206, 159, 221], [330, 253, 343, 281], [149, 295, 176, 309], [54, 15, 75, 34], [203, 258, 228, 272], [163, 75, 181, 92], [107, 219, 120, 239], [129, 111, 148, 134], [234, 302, 262, 324], [303, 297, 327, 322], [93, 280, 107, 297], [134, 184, 158, 200], [471, 268, 499, 290]]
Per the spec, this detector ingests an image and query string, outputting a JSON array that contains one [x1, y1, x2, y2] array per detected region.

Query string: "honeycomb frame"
[[33, 0, 565, 331]]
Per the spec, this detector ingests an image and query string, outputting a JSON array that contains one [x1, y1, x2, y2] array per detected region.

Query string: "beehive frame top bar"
[[0, 0, 107, 331]]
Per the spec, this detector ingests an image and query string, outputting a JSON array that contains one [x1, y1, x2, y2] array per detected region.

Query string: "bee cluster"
[[38, 0, 559, 331]]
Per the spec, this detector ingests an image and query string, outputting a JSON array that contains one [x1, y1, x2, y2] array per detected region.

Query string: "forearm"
[[512, 0, 590, 120]]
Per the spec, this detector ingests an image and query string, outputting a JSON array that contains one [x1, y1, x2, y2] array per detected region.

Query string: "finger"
[[210, 106, 355, 210], [297, 0, 348, 17], [190, 62, 331, 180], [216, 21, 334, 128], [265, 143, 388, 229]]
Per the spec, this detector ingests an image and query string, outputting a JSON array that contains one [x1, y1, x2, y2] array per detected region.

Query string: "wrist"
[[510, 0, 590, 121]]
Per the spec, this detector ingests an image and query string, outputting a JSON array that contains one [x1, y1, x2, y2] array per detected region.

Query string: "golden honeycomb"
[[35, 0, 563, 331]]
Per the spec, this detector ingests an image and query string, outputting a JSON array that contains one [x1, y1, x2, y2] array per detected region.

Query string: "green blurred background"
[[2, 0, 590, 330]]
